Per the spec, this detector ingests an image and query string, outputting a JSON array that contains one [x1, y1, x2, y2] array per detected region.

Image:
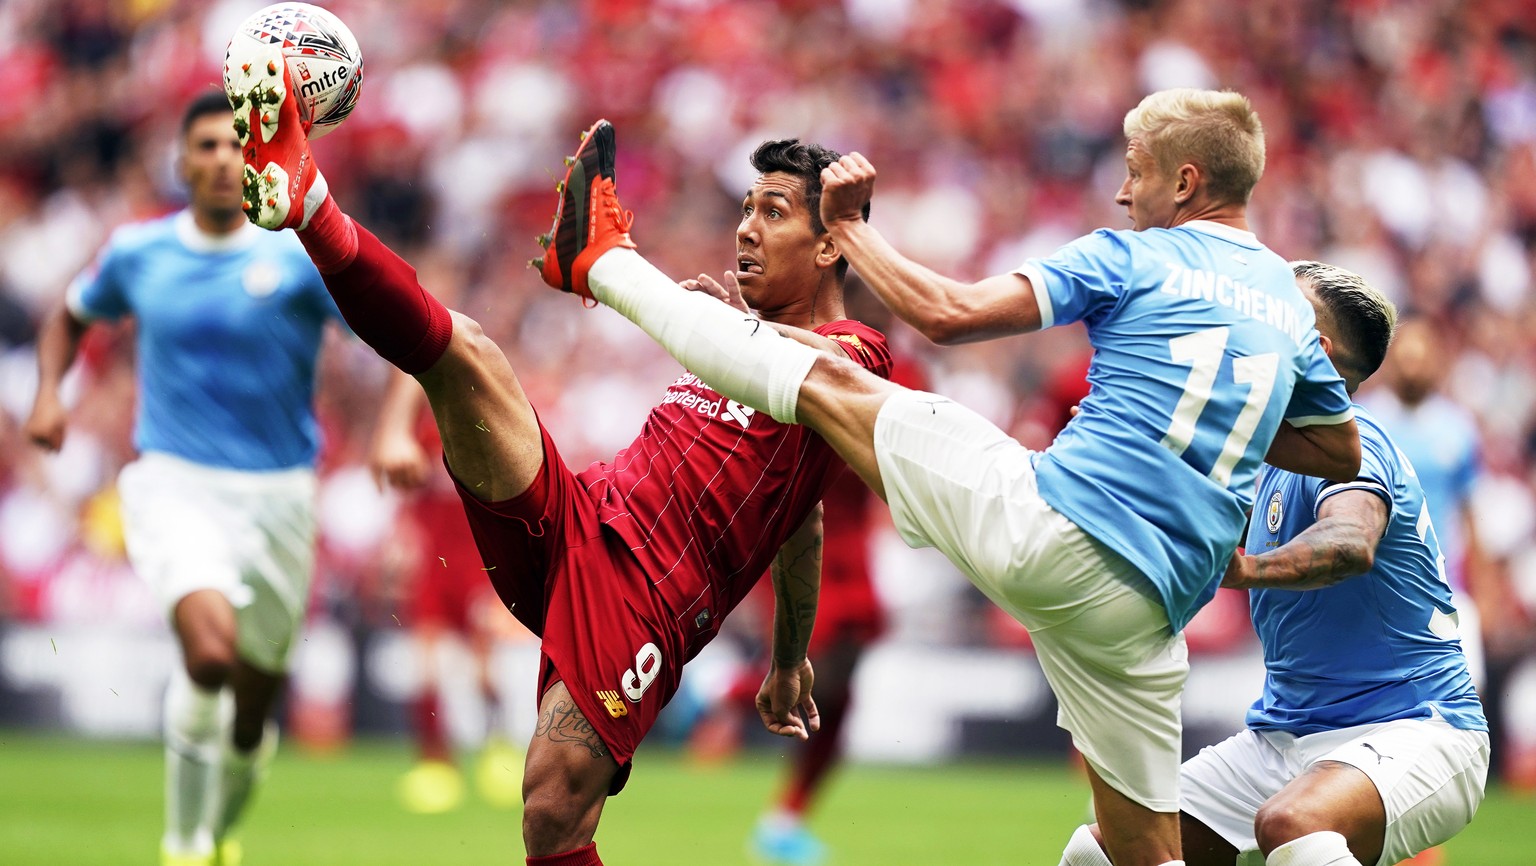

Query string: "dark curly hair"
[[750, 139, 871, 279]]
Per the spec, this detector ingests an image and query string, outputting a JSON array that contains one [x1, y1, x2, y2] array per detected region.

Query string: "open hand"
[[680, 271, 750, 313]]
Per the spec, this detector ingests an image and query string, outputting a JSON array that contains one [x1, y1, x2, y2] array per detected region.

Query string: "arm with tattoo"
[[1223, 488, 1389, 591], [771, 503, 823, 666], [756, 504, 823, 739]]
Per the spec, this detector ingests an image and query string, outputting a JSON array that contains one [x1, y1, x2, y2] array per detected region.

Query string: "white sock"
[[1058, 825, 1112, 866], [1267, 831, 1362, 866], [216, 719, 278, 841], [587, 248, 817, 423], [162, 670, 227, 856]]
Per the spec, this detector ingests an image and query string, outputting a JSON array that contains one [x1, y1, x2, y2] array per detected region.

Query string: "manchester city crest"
[[242, 260, 281, 298], [1265, 490, 1283, 534]]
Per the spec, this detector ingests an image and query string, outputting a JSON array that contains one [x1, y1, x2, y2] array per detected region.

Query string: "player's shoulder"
[[1351, 404, 1394, 448], [102, 211, 181, 257], [814, 317, 886, 342], [1349, 405, 1408, 480], [814, 318, 893, 377], [1064, 226, 1136, 257]]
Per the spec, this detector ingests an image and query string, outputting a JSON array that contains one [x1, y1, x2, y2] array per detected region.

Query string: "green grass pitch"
[[0, 732, 1527, 864]]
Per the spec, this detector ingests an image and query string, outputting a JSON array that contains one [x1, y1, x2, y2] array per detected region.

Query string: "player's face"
[[736, 173, 829, 310], [1388, 320, 1439, 403], [1115, 140, 1180, 230], [181, 113, 245, 215]]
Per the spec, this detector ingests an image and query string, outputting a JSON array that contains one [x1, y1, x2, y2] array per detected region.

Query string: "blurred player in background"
[[369, 369, 527, 814], [24, 90, 350, 866], [747, 293, 926, 866], [747, 476, 881, 866], [539, 89, 1361, 866], [228, 44, 893, 864], [1169, 262, 1490, 866]]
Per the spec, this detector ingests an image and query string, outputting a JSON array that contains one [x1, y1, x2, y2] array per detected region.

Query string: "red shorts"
[[407, 490, 489, 632], [452, 421, 695, 770]]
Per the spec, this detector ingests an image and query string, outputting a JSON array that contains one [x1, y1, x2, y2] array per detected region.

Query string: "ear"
[[1174, 163, 1199, 205], [815, 232, 841, 270], [1318, 332, 1334, 360]]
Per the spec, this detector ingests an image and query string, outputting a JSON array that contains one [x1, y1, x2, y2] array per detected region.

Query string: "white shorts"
[[1180, 715, 1491, 865], [874, 390, 1188, 812], [118, 452, 319, 673]]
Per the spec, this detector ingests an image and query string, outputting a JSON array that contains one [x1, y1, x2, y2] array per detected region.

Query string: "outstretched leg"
[[227, 40, 545, 503]]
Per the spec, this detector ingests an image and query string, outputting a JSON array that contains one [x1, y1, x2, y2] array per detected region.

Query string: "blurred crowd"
[[3, 0, 1536, 772]]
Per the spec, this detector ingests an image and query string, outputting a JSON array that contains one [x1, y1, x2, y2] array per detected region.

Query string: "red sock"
[[301, 200, 452, 374], [783, 688, 849, 814], [414, 689, 450, 763], [297, 195, 359, 273], [527, 842, 603, 865]]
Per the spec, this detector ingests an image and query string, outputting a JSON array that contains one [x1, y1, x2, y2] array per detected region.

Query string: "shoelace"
[[596, 179, 634, 233]]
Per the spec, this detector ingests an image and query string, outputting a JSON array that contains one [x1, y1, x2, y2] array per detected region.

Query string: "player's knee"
[[521, 779, 587, 851], [1253, 797, 1335, 853], [182, 643, 236, 689], [440, 311, 495, 368], [810, 351, 876, 394], [800, 353, 888, 422]]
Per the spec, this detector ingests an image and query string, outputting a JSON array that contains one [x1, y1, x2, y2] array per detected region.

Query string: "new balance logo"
[[596, 690, 628, 719]]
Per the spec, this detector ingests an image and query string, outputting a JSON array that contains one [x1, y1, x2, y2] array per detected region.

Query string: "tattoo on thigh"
[[535, 699, 611, 759]]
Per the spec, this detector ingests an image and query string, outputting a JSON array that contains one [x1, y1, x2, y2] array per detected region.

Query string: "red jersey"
[[577, 319, 891, 648]]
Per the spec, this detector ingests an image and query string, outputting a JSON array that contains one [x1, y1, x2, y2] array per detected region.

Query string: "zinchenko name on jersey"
[[1159, 262, 1307, 344]]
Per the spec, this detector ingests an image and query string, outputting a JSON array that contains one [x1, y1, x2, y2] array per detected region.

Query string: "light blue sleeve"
[[1283, 329, 1353, 426], [65, 238, 132, 323], [1015, 229, 1131, 330], [1316, 418, 1395, 519]]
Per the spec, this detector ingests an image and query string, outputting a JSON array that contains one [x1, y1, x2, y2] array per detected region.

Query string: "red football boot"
[[534, 119, 637, 300], [223, 41, 328, 231]]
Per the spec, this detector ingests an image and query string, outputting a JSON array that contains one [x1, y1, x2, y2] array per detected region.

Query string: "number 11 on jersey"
[[1160, 326, 1279, 486]]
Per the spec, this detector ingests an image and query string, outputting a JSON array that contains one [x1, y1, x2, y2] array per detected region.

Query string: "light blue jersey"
[[1362, 392, 1480, 592], [1019, 221, 1353, 631], [1245, 405, 1485, 734], [67, 211, 340, 471]]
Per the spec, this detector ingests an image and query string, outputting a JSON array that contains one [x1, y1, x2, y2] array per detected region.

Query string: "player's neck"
[[192, 207, 248, 237], [1169, 200, 1249, 233], [760, 280, 846, 330]]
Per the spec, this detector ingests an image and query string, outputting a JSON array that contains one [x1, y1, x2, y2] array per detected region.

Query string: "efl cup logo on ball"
[[226, 2, 363, 139]]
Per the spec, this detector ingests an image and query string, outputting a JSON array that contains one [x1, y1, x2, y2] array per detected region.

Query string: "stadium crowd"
[[2, 0, 1535, 782]]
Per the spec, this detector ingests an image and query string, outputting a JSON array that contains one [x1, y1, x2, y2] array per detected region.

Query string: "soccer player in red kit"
[[227, 50, 890, 865]]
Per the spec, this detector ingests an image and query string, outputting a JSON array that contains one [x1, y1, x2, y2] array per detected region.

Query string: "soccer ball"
[[225, 2, 363, 140]]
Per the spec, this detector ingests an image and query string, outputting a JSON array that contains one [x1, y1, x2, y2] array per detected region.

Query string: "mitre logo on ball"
[[225, 2, 364, 139]]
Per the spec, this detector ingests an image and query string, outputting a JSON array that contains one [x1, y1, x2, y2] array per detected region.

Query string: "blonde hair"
[[1123, 89, 1266, 205]]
